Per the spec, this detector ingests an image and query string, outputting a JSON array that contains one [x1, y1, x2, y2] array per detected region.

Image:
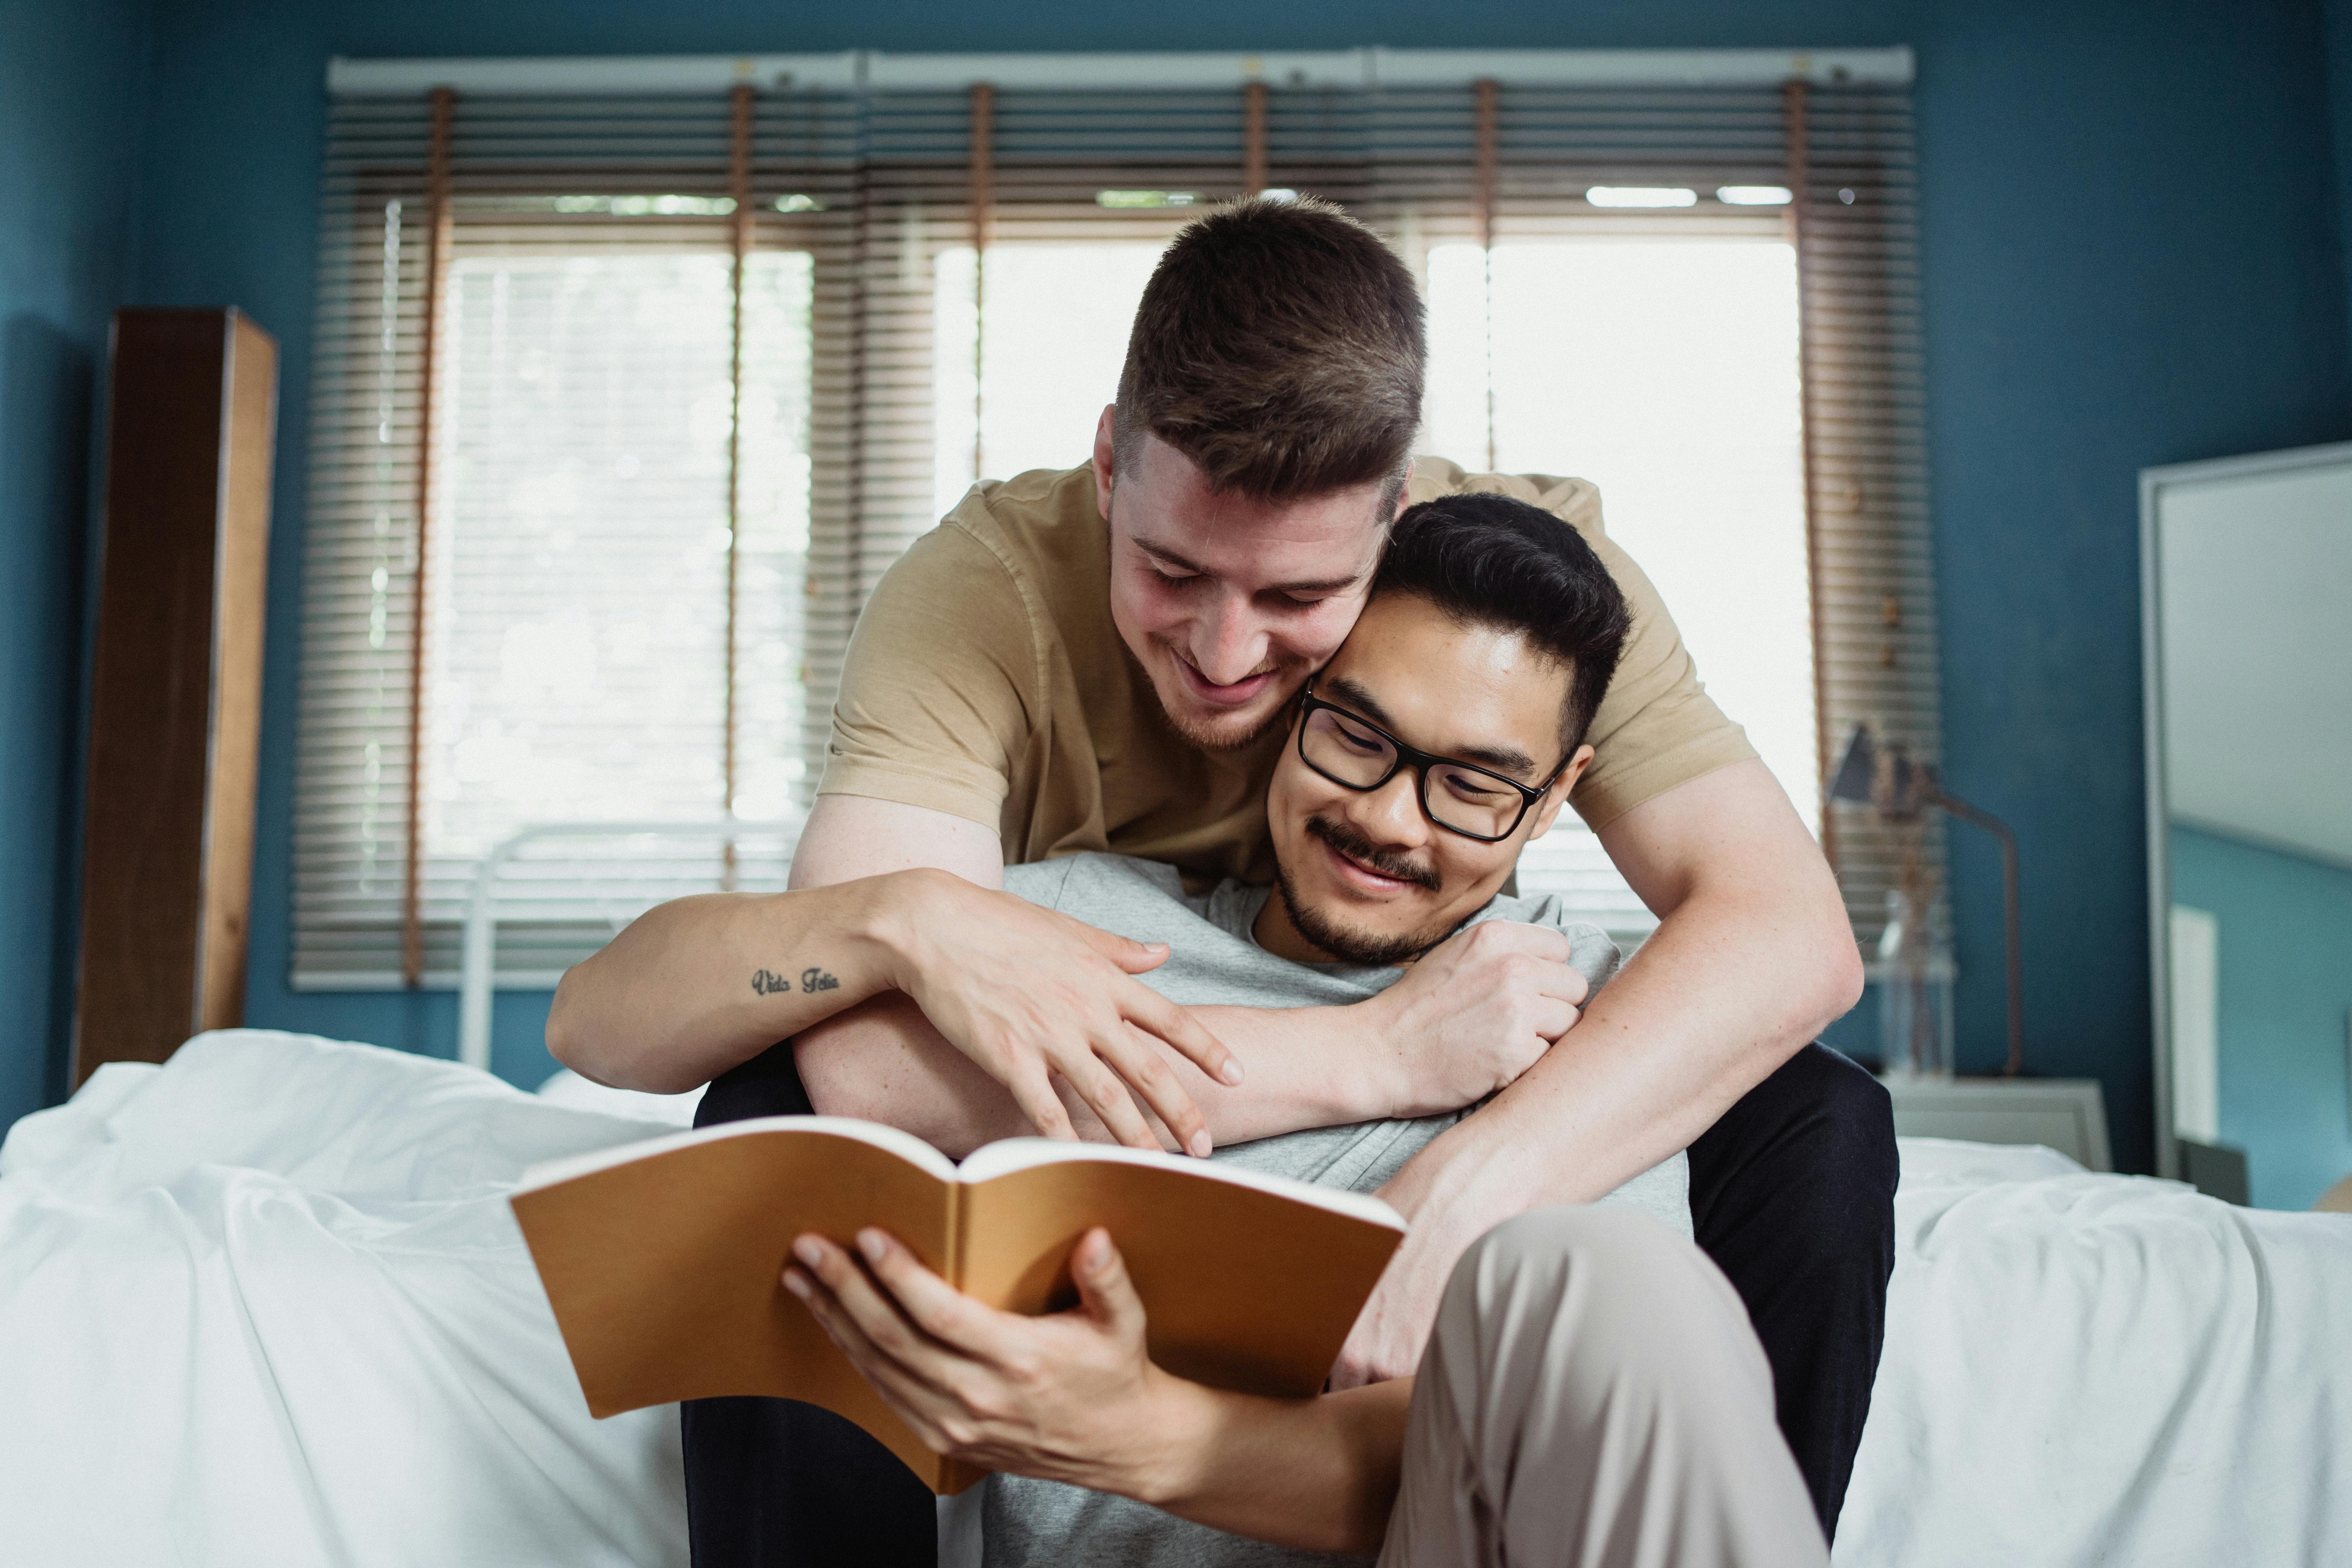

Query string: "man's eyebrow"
[[1322, 674, 1541, 779], [1133, 537, 1367, 597]]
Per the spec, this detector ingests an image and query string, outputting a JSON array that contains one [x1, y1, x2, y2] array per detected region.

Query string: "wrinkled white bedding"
[[1835, 1135, 2352, 1567], [2, 1030, 2346, 1567]]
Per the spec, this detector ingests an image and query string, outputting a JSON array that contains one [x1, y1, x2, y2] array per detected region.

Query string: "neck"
[[1251, 882, 1343, 966]]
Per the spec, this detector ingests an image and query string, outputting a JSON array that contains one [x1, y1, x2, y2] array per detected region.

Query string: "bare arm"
[[1334, 759, 1864, 1384], [790, 796, 1582, 1155], [549, 875, 907, 1095]]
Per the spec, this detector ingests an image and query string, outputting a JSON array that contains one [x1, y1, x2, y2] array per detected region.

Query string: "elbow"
[[790, 1020, 870, 1120], [1811, 900, 1866, 1030], [543, 968, 588, 1081], [546, 962, 649, 1090]]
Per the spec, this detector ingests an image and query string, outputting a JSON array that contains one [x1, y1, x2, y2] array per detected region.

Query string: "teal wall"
[[8, 0, 2352, 1170], [2170, 825, 2352, 1211], [0, 0, 154, 1131]]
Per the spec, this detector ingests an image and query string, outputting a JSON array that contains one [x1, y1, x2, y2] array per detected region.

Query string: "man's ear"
[[1525, 743, 1595, 839], [1092, 404, 1118, 518]]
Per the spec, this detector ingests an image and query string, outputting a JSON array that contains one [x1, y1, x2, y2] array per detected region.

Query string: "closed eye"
[[1440, 769, 1515, 802]]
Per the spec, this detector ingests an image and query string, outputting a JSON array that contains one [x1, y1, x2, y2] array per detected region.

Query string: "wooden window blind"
[[299, 52, 1940, 987]]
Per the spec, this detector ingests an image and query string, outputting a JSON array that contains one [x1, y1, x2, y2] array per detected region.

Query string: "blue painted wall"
[[0, 0, 153, 1131], [2170, 826, 2352, 1210], [10, 0, 2350, 1167]]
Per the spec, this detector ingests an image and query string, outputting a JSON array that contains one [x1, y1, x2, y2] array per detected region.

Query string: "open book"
[[510, 1117, 1407, 1493]]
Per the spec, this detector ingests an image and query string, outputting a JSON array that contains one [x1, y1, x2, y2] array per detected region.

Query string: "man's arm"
[[790, 796, 1591, 1156], [789, 1224, 1411, 1558], [1333, 759, 1864, 1386]]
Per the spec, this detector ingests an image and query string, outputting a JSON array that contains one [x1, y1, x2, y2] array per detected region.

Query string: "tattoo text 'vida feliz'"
[[752, 967, 840, 996]]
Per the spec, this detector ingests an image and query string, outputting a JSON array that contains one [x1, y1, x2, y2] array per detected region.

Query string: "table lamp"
[[1828, 725, 2026, 1077]]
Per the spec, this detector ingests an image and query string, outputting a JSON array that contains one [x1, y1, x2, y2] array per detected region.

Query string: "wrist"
[[1345, 988, 1420, 1120], [847, 867, 947, 991], [1123, 1370, 1227, 1509]]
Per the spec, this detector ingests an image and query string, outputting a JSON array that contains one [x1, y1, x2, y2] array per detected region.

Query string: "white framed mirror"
[[2141, 441, 2352, 1204]]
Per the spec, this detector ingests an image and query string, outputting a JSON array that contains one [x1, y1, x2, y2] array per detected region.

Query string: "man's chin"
[[1274, 867, 1457, 967], [1150, 679, 1293, 752]]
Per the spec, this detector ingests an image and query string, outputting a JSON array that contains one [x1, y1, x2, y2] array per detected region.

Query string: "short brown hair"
[[1113, 196, 1424, 503]]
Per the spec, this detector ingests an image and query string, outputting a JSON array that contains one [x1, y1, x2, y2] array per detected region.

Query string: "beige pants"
[[1380, 1207, 1829, 1568]]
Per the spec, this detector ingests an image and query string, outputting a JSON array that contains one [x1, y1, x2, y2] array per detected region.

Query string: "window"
[[302, 54, 1940, 986]]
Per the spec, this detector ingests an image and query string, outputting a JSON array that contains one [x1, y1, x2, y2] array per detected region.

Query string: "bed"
[[2, 1029, 2346, 1566]]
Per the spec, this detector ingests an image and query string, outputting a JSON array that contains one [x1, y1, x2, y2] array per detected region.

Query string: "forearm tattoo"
[[752, 966, 840, 996]]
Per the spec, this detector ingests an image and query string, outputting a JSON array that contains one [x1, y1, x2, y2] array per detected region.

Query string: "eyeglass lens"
[[1299, 705, 1528, 839]]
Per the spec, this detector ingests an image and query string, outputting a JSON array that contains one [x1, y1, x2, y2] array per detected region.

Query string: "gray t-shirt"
[[979, 852, 1690, 1568]]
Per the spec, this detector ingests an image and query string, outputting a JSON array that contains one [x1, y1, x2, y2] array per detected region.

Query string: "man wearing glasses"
[[553, 196, 1891, 1561]]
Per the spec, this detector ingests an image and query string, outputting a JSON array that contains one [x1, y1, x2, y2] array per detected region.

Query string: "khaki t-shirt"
[[818, 460, 1755, 885]]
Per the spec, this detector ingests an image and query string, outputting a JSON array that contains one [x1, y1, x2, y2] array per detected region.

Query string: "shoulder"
[[1407, 457, 1607, 539], [942, 464, 1110, 587]]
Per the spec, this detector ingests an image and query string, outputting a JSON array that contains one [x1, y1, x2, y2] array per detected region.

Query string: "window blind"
[[301, 53, 1941, 987]]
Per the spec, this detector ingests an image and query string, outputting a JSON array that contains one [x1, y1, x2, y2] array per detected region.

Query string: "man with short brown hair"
[[555, 196, 1892, 1564]]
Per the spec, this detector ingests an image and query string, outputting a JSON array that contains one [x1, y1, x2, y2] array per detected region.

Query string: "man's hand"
[[1357, 921, 1590, 1118], [1328, 1223, 1467, 1390], [785, 1225, 1195, 1497], [874, 870, 1241, 1156], [792, 1223, 1420, 1554]]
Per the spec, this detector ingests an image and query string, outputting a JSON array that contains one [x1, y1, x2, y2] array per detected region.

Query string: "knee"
[[1438, 1207, 1772, 1415], [1805, 1048, 1898, 1202], [1447, 1207, 1739, 1359]]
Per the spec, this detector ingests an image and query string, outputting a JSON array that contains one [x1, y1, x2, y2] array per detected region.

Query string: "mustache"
[[1305, 815, 1441, 892]]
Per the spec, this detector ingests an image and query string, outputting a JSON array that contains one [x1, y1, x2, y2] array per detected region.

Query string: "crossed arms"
[[553, 755, 1859, 1384]]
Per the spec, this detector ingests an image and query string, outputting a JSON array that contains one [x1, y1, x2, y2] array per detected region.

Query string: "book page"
[[959, 1159, 1404, 1399], [511, 1123, 954, 1487]]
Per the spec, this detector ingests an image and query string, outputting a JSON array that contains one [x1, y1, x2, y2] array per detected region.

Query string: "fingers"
[[1445, 919, 1573, 964], [1071, 917, 1171, 976], [1068, 1228, 1148, 1344], [1060, 1040, 1165, 1151], [852, 1229, 1031, 1366], [1005, 1062, 1082, 1142], [785, 1262, 966, 1444], [1532, 998, 1581, 1042], [1102, 1022, 1213, 1158], [1124, 986, 1242, 1089], [790, 1234, 957, 1379]]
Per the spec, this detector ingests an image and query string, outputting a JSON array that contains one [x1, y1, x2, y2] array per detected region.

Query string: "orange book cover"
[[510, 1117, 1406, 1493]]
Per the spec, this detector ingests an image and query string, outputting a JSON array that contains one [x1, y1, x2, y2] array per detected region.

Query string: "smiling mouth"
[[1306, 816, 1439, 893], [1170, 650, 1277, 706]]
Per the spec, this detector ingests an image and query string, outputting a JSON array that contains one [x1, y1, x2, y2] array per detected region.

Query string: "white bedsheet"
[[1836, 1136, 2352, 1566], [0, 1031, 692, 1568], [3, 1030, 2348, 1566]]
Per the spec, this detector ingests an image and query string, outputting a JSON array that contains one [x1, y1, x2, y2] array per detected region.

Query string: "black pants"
[[682, 1040, 1896, 1564]]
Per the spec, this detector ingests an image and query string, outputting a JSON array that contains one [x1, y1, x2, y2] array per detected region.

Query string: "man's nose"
[[1190, 592, 1271, 686], [1346, 768, 1432, 850]]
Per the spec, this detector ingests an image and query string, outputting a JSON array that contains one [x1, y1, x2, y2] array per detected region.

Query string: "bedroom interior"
[[4, 0, 2350, 1564]]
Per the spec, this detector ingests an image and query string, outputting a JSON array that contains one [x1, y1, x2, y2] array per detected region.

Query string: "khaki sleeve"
[[1411, 459, 1760, 830], [816, 523, 1041, 829]]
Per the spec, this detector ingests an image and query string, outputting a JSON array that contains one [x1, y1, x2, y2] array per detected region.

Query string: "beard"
[[1147, 647, 1301, 753], [1272, 815, 1459, 966]]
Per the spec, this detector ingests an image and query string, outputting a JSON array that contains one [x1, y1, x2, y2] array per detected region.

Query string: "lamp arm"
[[1932, 789, 2025, 1076]]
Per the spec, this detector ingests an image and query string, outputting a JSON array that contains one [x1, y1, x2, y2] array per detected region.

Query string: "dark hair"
[[1114, 195, 1424, 505], [1371, 492, 1632, 753]]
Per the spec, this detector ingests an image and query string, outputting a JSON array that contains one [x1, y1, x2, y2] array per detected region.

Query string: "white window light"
[[1096, 189, 1198, 208], [1583, 186, 1698, 209], [1257, 187, 1301, 203], [1715, 184, 1793, 206]]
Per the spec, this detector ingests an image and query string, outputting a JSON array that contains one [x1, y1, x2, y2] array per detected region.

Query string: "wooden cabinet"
[[72, 309, 276, 1084]]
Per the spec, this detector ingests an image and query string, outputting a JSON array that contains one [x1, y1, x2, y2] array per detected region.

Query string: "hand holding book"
[[511, 1116, 1405, 1492]]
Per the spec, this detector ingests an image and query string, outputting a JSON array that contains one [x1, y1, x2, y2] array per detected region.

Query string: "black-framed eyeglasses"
[[1294, 683, 1568, 843]]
